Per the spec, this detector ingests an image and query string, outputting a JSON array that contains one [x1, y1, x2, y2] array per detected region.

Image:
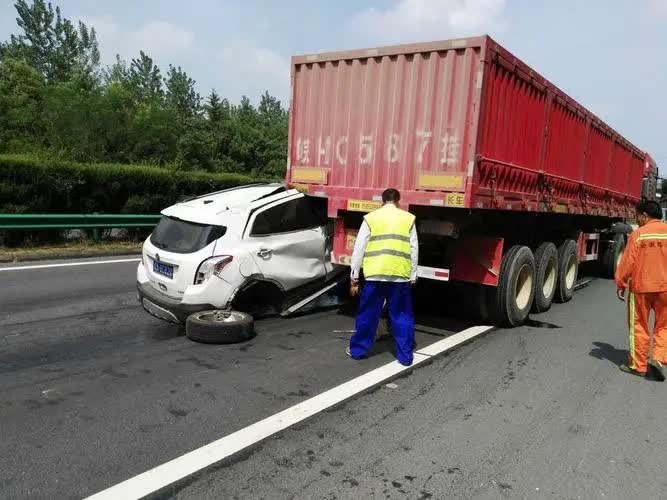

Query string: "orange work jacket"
[[615, 219, 667, 293]]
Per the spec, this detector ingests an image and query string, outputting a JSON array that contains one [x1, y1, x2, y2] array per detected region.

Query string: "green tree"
[[41, 79, 107, 160], [97, 82, 136, 163], [0, 1, 290, 177], [0, 57, 44, 152], [205, 89, 229, 124], [103, 55, 130, 87], [129, 51, 163, 102], [176, 120, 214, 171], [129, 103, 179, 164], [1, 0, 99, 82], [258, 91, 285, 123], [165, 65, 200, 119]]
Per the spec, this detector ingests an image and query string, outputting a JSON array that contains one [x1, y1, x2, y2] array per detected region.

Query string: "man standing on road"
[[615, 200, 667, 376], [348, 189, 419, 366]]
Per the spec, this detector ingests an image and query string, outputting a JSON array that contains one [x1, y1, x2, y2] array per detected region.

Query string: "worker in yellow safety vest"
[[348, 188, 419, 366]]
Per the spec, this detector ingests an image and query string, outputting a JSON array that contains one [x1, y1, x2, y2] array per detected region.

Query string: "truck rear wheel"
[[495, 245, 536, 327], [460, 283, 493, 323], [475, 285, 494, 324], [555, 239, 578, 303], [532, 242, 558, 313], [600, 234, 625, 279]]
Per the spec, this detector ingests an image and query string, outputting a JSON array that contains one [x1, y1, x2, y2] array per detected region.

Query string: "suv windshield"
[[150, 216, 226, 254]]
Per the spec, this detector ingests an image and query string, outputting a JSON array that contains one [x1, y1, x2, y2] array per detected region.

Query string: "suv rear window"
[[150, 216, 226, 254]]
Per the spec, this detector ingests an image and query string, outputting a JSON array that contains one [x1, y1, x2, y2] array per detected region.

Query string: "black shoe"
[[619, 364, 645, 377]]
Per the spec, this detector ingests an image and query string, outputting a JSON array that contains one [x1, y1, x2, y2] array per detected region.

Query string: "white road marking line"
[[0, 258, 140, 272], [86, 324, 494, 500], [415, 325, 494, 357]]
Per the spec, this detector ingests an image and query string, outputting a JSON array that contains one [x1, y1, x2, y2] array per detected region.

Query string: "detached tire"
[[186, 310, 255, 344], [600, 234, 625, 279], [555, 240, 578, 303], [495, 245, 536, 327], [532, 242, 558, 313]]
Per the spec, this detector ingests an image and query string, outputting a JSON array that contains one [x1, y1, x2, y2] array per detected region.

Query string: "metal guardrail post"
[[91, 212, 100, 242]]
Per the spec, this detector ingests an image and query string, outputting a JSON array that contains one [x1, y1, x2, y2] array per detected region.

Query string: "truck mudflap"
[[450, 236, 504, 286]]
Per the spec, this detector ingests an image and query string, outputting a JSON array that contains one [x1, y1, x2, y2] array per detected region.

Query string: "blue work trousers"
[[350, 281, 415, 366]]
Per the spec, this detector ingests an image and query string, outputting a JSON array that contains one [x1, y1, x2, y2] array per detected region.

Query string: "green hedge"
[[0, 154, 267, 214]]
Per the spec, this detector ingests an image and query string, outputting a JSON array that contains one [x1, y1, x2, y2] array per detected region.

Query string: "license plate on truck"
[[153, 261, 173, 279]]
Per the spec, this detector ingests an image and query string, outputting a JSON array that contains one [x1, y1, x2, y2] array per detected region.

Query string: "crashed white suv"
[[137, 184, 335, 324]]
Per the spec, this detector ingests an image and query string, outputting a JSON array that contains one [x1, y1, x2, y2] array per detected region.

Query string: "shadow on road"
[[589, 341, 627, 366], [524, 318, 562, 329], [147, 323, 184, 341]]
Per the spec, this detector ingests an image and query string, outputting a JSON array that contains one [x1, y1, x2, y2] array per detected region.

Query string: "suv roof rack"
[[178, 183, 277, 204], [253, 185, 287, 201]]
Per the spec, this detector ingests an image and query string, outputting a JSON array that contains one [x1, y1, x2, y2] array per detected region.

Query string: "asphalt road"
[[2, 258, 665, 499], [172, 279, 667, 499], [0, 257, 462, 499]]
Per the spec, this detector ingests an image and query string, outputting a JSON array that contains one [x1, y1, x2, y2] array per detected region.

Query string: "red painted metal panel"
[[288, 36, 651, 218], [289, 38, 484, 205], [331, 218, 356, 266], [450, 236, 503, 286]]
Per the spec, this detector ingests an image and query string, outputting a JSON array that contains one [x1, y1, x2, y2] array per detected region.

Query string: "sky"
[[1, 0, 666, 165]]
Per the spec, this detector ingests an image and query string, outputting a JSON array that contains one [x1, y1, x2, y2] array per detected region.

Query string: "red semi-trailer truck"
[[286, 36, 659, 326]]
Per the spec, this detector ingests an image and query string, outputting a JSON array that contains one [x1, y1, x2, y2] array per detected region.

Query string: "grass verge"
[[0, 241, 142, 263]]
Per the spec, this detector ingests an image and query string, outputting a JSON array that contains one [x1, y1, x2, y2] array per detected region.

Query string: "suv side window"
[[251, 197, 322, 236]]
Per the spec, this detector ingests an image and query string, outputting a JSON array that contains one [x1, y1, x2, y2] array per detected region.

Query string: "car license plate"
[[153, 261, 174, 279]]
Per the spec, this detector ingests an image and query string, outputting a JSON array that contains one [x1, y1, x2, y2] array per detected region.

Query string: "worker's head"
[[635, 200, 662, 226], [382, 188, 401, 207]]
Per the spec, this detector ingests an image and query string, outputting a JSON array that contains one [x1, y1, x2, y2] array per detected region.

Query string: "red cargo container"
[[286, 36, 659, 325]]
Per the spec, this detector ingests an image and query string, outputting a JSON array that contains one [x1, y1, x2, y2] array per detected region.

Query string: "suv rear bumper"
[[136, 281, 213, 324]]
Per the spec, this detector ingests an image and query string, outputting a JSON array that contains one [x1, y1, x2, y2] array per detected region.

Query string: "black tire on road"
[[555, 239, 578, 303], [600, 233, 625, 279], [463, 284, 494, 323], [494, 245, 536, 327], [477, 285, 495, 323], [532, 242, 558, 313], [186, 310, 255, 344]]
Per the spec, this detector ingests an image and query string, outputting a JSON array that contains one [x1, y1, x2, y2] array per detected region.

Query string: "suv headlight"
[[194, 256, 233, 284]]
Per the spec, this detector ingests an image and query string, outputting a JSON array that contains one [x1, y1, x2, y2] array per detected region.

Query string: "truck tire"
[[186, 310, 255, 344], [600, 234, 625, 279], [460, 283, 493, 322], [555, 240, 578, 303], [532, 242, 558, 313], [495, 245, 536, 327], [475, 285, 494, 324]]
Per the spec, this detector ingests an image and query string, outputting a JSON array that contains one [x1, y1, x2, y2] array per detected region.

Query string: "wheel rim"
[[195, 311, 247, 323], [542, 258, 557, 298], [565, 254, 577, 289], [515, 264, 533, 311]]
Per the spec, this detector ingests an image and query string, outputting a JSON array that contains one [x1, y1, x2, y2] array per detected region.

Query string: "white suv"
[[136, 184, 334, 324]]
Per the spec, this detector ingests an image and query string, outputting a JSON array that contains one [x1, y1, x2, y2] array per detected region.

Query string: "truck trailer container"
[[286, 35, 659, 326]]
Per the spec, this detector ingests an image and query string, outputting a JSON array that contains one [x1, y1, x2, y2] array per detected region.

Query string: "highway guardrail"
[[0, 213, 161, 240]]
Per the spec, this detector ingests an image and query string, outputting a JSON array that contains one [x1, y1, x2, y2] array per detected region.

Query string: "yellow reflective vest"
[[363, 205, 415, 280]]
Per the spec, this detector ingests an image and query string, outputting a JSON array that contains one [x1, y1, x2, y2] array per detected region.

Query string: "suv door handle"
[[257, 248, 273, 258]]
